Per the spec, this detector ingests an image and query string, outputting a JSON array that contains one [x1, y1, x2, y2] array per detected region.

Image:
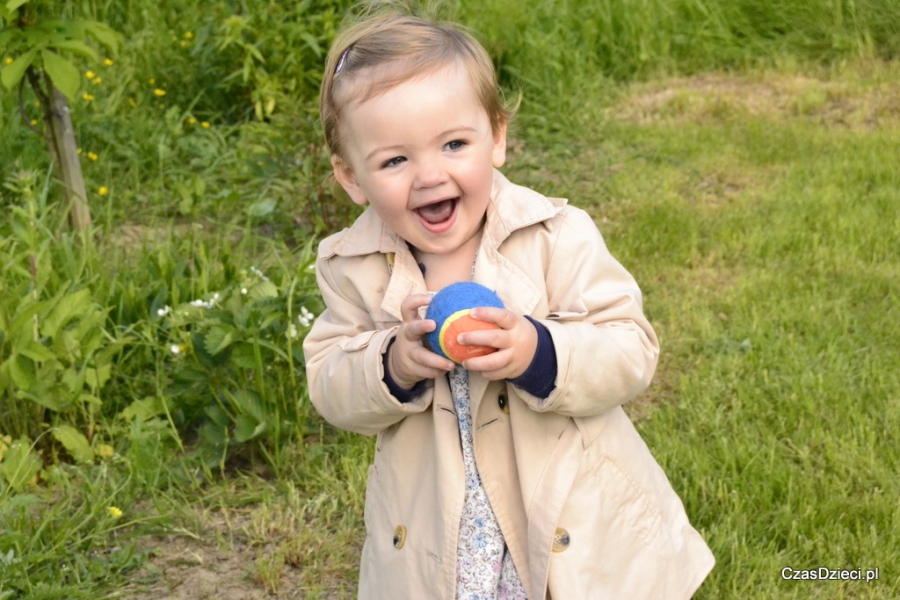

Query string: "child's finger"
[[468, 306, 514, 328], [457, 327, 505, 349], [401, 318, 436, 341], [411, 346, 455, 373], [399, 293, 433, 323], [462, 350, 511, 380]]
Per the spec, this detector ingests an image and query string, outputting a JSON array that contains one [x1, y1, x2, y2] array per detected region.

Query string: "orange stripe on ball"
[[439, 311, 499, 363]]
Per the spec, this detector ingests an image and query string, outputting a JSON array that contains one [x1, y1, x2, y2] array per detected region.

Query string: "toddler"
[[303, 3, 715, 598]]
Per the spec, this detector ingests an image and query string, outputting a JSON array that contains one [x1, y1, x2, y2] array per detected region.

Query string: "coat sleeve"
[[520, 206, 660, 417], [302, 250, 433, 436]]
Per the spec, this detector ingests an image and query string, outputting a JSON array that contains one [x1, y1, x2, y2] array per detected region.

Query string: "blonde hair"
[[320, 1, 513, 160]]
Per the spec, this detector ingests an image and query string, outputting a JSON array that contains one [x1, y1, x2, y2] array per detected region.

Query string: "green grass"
[[532, 66, 900, 598], [2, 0, 900, 597]]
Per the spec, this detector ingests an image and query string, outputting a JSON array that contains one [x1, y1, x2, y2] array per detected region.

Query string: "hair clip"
[[335, 48, 350, 74]]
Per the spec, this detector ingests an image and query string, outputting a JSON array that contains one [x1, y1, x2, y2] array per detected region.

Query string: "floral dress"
[[451, 366, 528, 600]]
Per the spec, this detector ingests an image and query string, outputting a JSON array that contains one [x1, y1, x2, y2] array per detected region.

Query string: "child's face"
[[332, 62, 507, 257]]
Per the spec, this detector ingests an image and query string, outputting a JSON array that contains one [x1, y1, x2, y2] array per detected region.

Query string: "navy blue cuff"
[[382, 336, 427, 403], [507, 316, 557, 400]]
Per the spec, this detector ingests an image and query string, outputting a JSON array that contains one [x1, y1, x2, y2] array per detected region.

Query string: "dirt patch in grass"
[[117, 503, 358, 599], [610, 62, 900, 129]]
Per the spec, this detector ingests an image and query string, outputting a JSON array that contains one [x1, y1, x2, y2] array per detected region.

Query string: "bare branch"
[[17, 76, 45, 137]]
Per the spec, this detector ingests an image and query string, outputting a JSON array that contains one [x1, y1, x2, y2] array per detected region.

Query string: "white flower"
[[241, 288, 248, 295], [157, 305, 172, 317], [250, 266, 269, 281], [170, 344, 181, 355], [297, 306, 315, 327], [287, 324, 298, 339], [189, 294, 219, 309]]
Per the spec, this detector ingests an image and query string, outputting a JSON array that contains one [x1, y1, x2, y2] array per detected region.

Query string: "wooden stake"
[[47, 85, 92, 235]]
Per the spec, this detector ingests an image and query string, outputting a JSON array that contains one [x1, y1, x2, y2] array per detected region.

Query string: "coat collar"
[[326, 169, 567, 324]]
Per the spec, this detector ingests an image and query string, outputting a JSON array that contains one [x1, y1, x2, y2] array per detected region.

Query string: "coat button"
[[552, 527, 570, 552], [498, 391, 509, 414], [393, 525, 407, 549]]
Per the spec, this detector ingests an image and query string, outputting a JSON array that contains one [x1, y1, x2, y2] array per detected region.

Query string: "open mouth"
[[414, 198, 458, 233]]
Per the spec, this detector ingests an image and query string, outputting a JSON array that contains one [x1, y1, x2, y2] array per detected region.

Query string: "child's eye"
[[381, 156, 406, 169], [444, 140, 466, 151]]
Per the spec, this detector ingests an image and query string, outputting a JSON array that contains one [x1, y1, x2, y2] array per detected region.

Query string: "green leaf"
[[0, 48, 37, 91], [17, 387, 70, 411], [77, 393, 103, 407], [1, 493, 44, 511], [234, 414, 266, 442], [249, 280, 279, 300], [52, 425, 94, 464], [0, 29, 19, 49], [245, 198, 276, 218], [41, 49, 80, 101], [0, 438, 42, 493], [204, 325, 235, 355], [230, 344, 257, 369], [0, 360, 10, 391], [41, 288, 90, 338], [8, 354, 35, 390], [81, 20, 120, 55], [62, 366, 85, 393], [5, 0, 30, 12], [16, 342, 56, 363], [49, 39, 97, 61], [119, 397, 167, 421], [85, 363, 111, 390], [228, 389, 267, 423]]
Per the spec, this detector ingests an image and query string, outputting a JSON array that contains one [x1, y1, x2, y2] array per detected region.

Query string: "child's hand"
[[458, 307, 538, 380], [387, 293, 456, 389]]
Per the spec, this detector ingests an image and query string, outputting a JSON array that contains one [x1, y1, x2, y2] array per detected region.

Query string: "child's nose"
[[413, 161, 448, 189]]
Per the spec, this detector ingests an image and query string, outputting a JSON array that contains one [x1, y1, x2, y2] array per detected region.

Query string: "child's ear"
[[492, 118, 508, 169], [331, 155, 368, 206]]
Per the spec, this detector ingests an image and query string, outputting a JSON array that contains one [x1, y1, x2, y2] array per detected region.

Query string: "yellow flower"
[[98, 186, 108, 196], [82, 92, 95, 101], [87, 152, 98, 161], [86, 70, 95, 79], [3, 57, 13, 65], [187, 117, 196, 125], [180, 40, 189, 48], [184, 32, 194, 39], [107, 506, 123, 519], [104, 58, 114, 66], [95, 444, 114, 458], [154, 88, 166, 97], [128, 98, 137, 107], [148, 78, 155, 85], [201, 121, 210, 129], [92, 77, 102, 85], [30, 119, 37, 125], [77, 148, 83, 154]]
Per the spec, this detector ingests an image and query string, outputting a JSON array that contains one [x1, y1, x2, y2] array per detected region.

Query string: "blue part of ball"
[[424, 282, 504, 360]]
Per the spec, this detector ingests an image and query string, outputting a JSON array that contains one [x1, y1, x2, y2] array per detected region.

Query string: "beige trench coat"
[[304, 170, 715, 599]]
